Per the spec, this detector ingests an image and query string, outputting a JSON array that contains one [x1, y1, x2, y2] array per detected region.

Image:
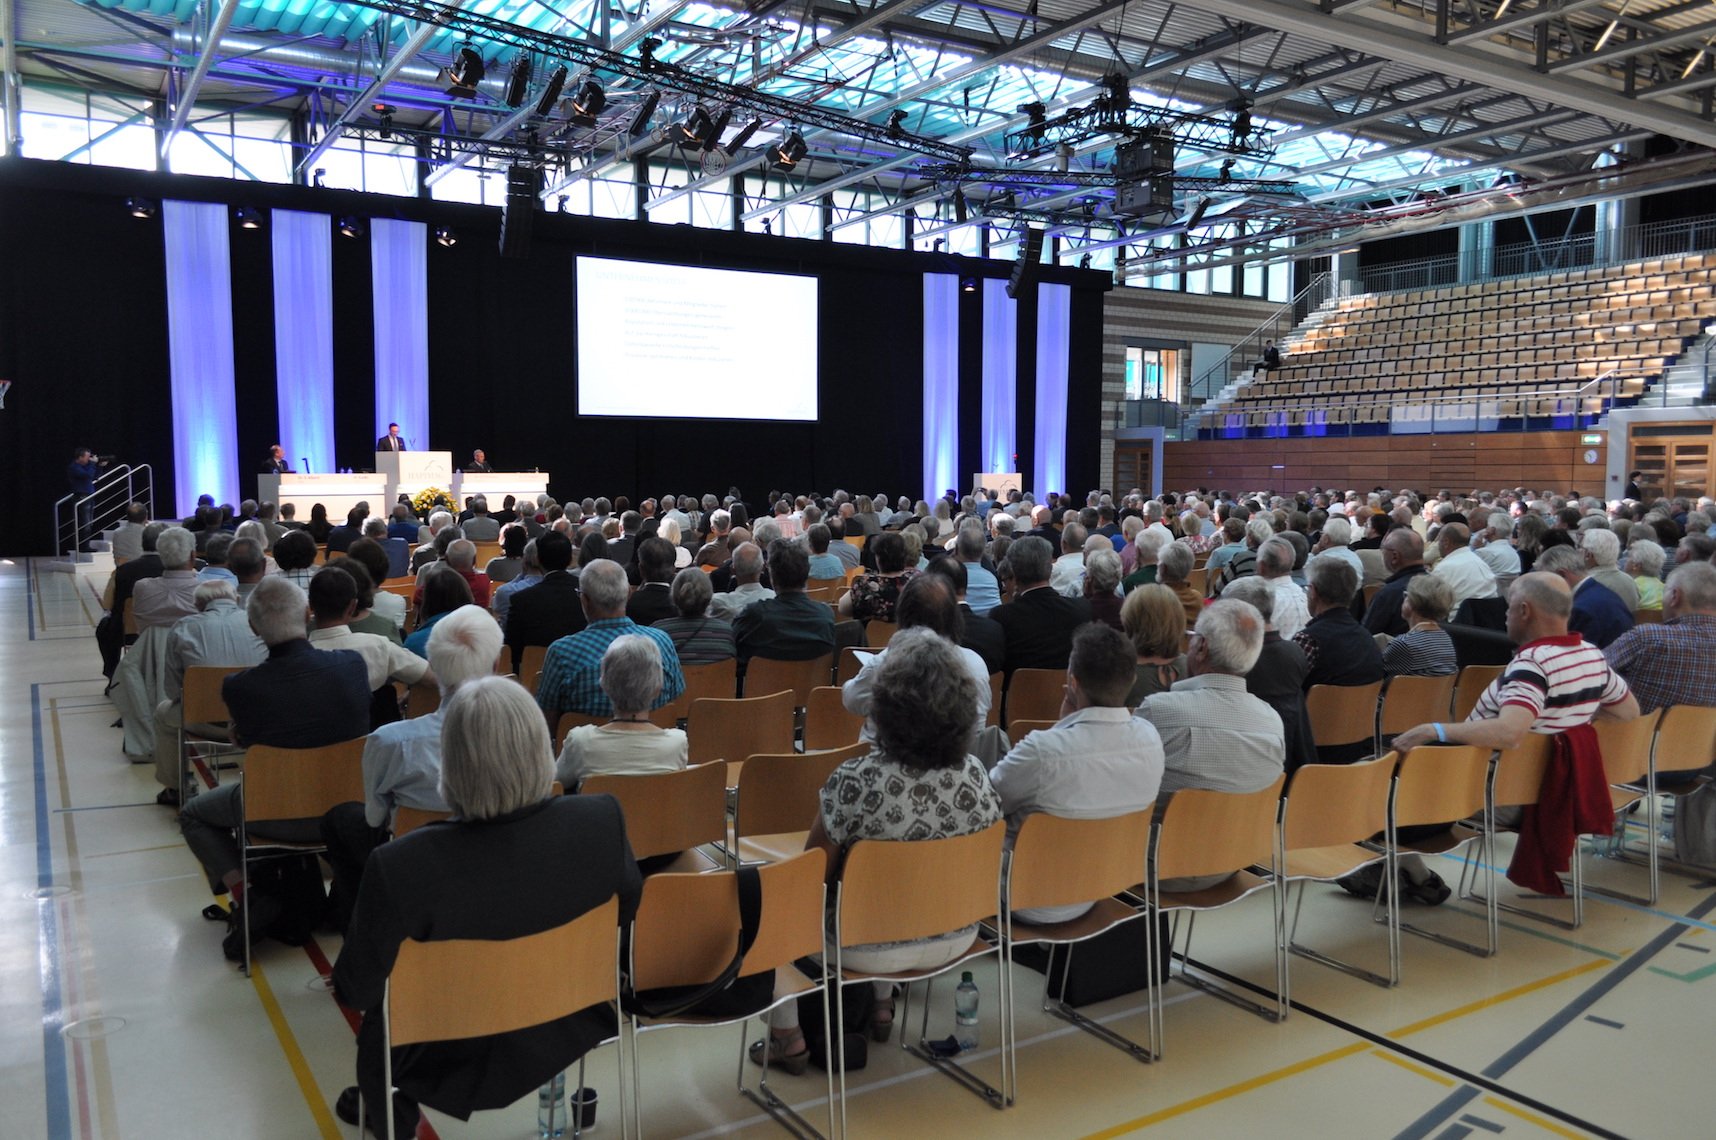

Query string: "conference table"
[[258, 453, 548, 519]]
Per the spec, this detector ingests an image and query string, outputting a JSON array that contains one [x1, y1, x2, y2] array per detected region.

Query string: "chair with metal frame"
[[1584, 712, 1665, 906], [1451, 663, 1505, 721], [829, 821, 1010, 1130], [237, 737, 367, 977], [687, 690, 796, 768], [1005, 720, 1058, 743], [176, 664, 246, 807], [580, 763, 729, 874], [1375, 674, 1457, 755], [1280, 756, 1399, 996], [744, 653, 835, 711], [802, 687, 865, 752], [375, 897, 628, 1140], [1305, 680, 1383, 761], [403, 679, 440, 719], [1003, 669, 1064, 735], [1388, 744, 1495, 959], [625, 851, 833, 1139], [730, 744, 868, 866], [517, 644, 549, 695], [998, 809, 1155, 1091], [1610, 704, 1716, 886], [657, 657, 741, 729], [862, 619, 899, 648], [1146, 775, 1288, 1055]]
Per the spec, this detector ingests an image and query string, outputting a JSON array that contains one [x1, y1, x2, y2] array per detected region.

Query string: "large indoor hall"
[[7, 0, 1716, 1137]]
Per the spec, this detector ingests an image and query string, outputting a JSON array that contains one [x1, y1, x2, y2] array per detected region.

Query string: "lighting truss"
[[1002, 100, 1276, 164], [918, 164, 1300, 198], [341, 0, 974, 165]]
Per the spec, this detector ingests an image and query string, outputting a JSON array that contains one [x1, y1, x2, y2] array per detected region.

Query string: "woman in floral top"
[[751, 628, 1001, 1074], [837, 531, 918, 625]]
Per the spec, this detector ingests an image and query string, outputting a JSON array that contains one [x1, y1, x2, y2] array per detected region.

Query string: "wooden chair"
[[687, 690, 795, 768], [238, 737, 367, 976], [1582, 713, 1665, 907], [656, 658, 740, 728], [730, 744, 867, 865], [392, 805, 453, 837], [177, 665, 245, 806], [1148, 776, 1288, 1053], [1000, 810, 1155, 1084], [803, 686, 865, 751], [580, 763, 728, 873], [807, 576, 846, 598], [863, 619, 899, 648], [1305, 680, 1382, 761], [1388, 745, 1494, 959], [986, 673, 1002, 728], [403, 679, 440, 719], [379, 898, 625, 1140], [1632, 608, 1664, 624], [1376, 674, 1457, 754], [743, 653, 835, 708], [121, 597, 137, 638], [830, 822, 1010, 1124], [1451, 663, 1505, 721], [626, 852, 833, 1139], [1004, 668, 1064, 735], [518, 644, 549, 695], [1281, 757, 1398, 996]]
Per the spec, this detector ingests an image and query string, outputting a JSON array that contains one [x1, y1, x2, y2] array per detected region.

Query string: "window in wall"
[[1124, 344, 1180, 402], [20, 85, 156, 172], [1267, 254, 1291, 302], [428, 164, 490, 205], [780, 201, 821, 239], [590, 175, 636, 220], [690, 186, 731, 229]]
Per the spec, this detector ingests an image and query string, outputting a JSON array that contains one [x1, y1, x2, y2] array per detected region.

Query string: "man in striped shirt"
[[1394, 572, 1639, 755]]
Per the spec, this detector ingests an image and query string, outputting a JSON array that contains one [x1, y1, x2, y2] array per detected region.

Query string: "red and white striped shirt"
[[1468, 633, 1631, 733]]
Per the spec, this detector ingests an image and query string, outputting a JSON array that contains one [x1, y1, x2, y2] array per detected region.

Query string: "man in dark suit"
[[990, 535, 1091, 675], [608, 511, 642, 566], [333, 677, 641, 1139], [97, 521, 167, 679], [735, 540, 835, 664], [377, 423, 406, 452], [504, 530, 585, 671], [1362, 528, 1430, 638], [386, 504, 420, 543], [1537, 545, 1634, 649], [625, 537, 678, 626], [1025, 505, 1064, 556], [923, 557, 1004, 675], [464, 448, 492, 473], [260, 444, 293, 475]]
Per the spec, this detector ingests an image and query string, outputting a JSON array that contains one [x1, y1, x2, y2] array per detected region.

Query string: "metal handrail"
[[1188, 271, 1335, 404], [1198, 371, 1657, 424], [54, 463, 154, 556]]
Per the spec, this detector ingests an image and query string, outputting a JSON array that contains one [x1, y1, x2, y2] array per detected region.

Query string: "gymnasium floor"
[[3, 558, 1707, 1140]]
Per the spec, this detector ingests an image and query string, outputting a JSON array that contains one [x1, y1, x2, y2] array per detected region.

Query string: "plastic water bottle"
[[954, 971, 980, 1051], [538, 1070, 566, 1139]]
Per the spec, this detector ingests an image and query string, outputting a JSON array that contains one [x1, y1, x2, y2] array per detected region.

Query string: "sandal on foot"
[[869, 998, 895, 1043], [748, 1035, 810, 1076]]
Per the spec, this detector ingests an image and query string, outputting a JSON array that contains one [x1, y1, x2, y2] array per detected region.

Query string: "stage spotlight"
[[952, 188, 967, 224], [725, 117, 761, 155], [676, 104, 716, 147], [235, 206, 264, 229], [1219, 157, 1236, 182], [373, 102, 395, 138], [567, 78, 605, 126], [886, 108, 908, 138], [1231, 102, 1253, 145], [536, 65, 569, 118], [767, 130, 806, 170], [444, 46, 485, 97], [504, 54, 532, 108], [124, 196, 156, 219], [1079, 253, 1092, 269], [629, 88, 661, 137], [1183, 196, 1211, 230], [557, 194, 569, 213], [338, 216, 366, 238], [433, 226, 457, 247], [960, 276, 978, 293]]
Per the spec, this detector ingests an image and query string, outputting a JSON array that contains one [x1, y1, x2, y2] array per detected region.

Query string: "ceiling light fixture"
[[629, 89, 661, 137], [338, 217, 366, 238], [725, 118, 762, 155], [887, 109, 909, 139], [503, 54, 532, 108], [373, 102, 395, 138], [567, 78, 605, 126], [124, 196, 156, 219], [676, 104, 716, 147], [536, 65, 569, 118], [444, 46, 485, 97], [235, 206, 264, 230], [767, 131, 807, 170], [433, 226, 457, 247]]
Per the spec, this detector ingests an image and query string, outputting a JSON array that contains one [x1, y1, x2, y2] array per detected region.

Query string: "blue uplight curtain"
[[1033, 282, 1072, 498], [163, 200, 239, 517], [271, 211, 335, 475], [370, 218, 429, 451], [981, 280, 1017, 478], [922, 274, 960, 505]]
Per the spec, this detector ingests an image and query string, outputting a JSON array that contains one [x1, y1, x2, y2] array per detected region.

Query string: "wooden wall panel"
[[1161, 431, 1606, 495]]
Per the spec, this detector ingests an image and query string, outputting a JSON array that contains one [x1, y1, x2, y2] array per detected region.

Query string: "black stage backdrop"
[[0, 158, 1107, 554]]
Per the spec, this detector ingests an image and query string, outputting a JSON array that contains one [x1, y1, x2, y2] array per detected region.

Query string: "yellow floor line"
[[1082, 957, 1613, 1138], [250, 959, 343, 1139], [1369, 1048, 1456, 1087], [1481, 1094, 1589, 1139]]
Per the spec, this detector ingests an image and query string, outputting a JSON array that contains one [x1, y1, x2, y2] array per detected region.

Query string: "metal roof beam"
[[1170, 0, 1716, 146], [1309, 128, 1647, 201], [1443, 0, 1614, 46], [1545, 18, 1716, 74], [161, 0, 242, 157]]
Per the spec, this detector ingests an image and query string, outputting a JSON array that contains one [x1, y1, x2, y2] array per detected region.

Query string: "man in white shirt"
[[1050, 521, 1091, 598], [1258, 537, 1311, 640], [991, 623, 1163, 923], [318, 603, 500, 932], [1473, 511, 1522, 578], [708, 542, 776, 619], [110, 502, 150, 563], [306, 567, 431, 696], [1431, 522, 1498, 612]]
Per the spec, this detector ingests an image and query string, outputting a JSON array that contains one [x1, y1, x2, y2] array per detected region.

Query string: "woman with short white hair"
[[555, 635, 688, 787], [331, 675, 642, 1137], [1629, 539, 1667, 610]]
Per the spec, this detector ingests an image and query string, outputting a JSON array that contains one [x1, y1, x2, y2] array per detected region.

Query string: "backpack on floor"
[[1673, 785, 1716, 870]]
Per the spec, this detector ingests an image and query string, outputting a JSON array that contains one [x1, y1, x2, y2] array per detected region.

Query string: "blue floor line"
[[26, 556, 38, 641], [1448, 850, 1716, 934], [33, 682, 72, 1139]]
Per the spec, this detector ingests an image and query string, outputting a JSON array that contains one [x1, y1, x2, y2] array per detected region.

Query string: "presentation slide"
[[576, 257, 819, 420]]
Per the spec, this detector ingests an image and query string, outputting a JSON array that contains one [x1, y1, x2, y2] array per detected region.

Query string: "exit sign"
[[1581, 433, 1603, 445]]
